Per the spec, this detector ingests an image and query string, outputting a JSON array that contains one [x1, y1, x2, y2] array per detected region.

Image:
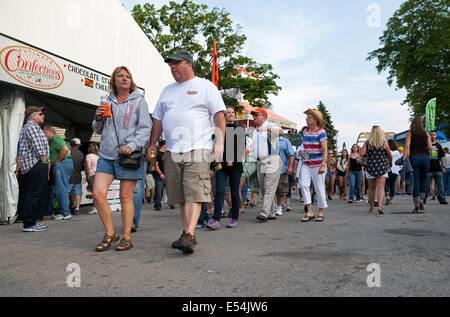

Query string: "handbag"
[[111, 98, 142, 169]]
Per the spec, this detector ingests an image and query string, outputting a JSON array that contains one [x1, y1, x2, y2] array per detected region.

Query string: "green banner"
[[426, 98, 436, 132]]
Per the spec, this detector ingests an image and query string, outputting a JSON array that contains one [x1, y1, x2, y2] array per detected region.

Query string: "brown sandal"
[[96, 232, 120, 252], [116, 238, 133, 251]]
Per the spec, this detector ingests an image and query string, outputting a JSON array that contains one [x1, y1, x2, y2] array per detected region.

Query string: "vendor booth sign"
[[0, 34, 111, 105], [0, 45, 64, 90]]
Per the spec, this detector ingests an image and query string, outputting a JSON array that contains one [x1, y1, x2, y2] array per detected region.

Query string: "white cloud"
[[333, 99, 410, 149]]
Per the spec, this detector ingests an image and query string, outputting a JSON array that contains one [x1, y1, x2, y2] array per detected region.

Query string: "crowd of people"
[[15, 49, 449, 255]]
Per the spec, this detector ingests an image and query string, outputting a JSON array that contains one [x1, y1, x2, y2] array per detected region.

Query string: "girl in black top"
[[347, 144, 363, 203], [207, 107, 245, 230]]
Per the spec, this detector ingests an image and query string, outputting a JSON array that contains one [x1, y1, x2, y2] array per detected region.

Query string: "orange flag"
[[212, 40, 219, 88]]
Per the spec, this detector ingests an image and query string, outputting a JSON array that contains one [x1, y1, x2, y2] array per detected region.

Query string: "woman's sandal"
[[301, 215, 315, 222], [315, 216, 325, 222], [378, 207, 385, 215], [116, 238, 133, 251], [96, 232, 120, 252]]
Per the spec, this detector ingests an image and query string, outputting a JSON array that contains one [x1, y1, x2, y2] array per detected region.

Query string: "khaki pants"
[[257, 155, 282, 218]]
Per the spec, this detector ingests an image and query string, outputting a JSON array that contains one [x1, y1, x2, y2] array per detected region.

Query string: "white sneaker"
[[63, 215, 72, 220], [52, 214, 64, 220], [88, 208, 98, 215], [275, 206, 283, 216]]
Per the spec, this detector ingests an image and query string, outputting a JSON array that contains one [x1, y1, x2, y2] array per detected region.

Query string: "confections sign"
[[0, 34, 112, 105], [0, 45, 64, 90]]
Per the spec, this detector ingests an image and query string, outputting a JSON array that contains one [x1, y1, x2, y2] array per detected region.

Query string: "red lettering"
[[4, 49, 19, 72]]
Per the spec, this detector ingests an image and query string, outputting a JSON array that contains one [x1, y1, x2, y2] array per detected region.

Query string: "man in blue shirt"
[[275, 136, 294, 216]]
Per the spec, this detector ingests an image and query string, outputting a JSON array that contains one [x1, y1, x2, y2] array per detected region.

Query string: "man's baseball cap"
[[164, 50, 194, 64], [71, 138, 81, 145], [24, 106, 44, 119], [251, 108, 268, 117]]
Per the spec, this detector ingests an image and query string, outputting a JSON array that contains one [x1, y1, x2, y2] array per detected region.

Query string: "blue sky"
[[122, 0, 410, 149]]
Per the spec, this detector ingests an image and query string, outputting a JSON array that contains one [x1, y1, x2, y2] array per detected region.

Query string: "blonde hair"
[[109, 66, 137, 96], [368, 126, 386, 148]]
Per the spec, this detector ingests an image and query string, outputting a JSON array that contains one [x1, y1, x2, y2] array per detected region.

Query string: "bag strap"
[[111, 103, 121, 148], [111, 96, 142, 150]]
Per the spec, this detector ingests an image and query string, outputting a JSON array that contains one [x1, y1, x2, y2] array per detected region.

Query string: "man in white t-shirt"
[[147, 50, 226, 254], [251, 108, 284, 222]]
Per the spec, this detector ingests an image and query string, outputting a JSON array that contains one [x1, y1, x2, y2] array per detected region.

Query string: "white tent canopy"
[[0, 0, 173, 223]]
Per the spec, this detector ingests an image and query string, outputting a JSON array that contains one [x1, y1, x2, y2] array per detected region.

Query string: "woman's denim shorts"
[[96, 156, 145, 180]]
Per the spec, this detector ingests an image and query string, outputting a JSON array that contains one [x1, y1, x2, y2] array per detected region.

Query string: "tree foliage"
[[317, 101, 339, 153], [367, 0, 449, 133], [132, 0, 281, 110]]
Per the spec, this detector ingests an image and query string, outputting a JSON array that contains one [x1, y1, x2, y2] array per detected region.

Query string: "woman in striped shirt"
[[299, 109, 328, 222]]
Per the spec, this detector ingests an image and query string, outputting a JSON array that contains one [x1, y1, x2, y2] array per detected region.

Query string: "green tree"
[[367, 0, 449, 134], [131, 0, 281, 110], [317, 101, 338, 153]]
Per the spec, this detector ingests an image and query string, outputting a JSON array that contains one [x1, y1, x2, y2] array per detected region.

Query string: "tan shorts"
[[276, 173, 289, 196], [165, 150, 212, 205]]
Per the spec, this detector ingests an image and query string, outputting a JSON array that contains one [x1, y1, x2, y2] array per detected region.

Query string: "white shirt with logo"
[[152, 77, 226, 153], [252, 121, 281, 159]]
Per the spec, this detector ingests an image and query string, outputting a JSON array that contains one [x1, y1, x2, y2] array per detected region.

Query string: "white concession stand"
[[0, 0, 173, 223]]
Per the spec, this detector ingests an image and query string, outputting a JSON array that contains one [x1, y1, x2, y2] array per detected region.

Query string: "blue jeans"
[[385, 172, 398, 199], [53, 158, 74, 216], [348, 170, 363, 201], [445, 168, 450, 195], [154, 173, 165, 209], [197, 203, 210, 226], [426, 171, 446, 202], [46, 183, 54, 216], [409, 156, 430, 202], [241, 180, 248, 203], [213, 169, 242, 221], [133, 159, 147, 227]]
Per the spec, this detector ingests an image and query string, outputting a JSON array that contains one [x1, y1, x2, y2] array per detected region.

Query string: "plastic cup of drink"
[[101, 102, 111, 118]]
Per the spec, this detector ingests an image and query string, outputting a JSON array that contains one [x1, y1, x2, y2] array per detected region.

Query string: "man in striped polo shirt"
[[299, 108, 328, 222]]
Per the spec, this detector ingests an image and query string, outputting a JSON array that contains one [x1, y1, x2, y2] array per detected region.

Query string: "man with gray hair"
[[43, 125, 74, 220], [18, 106, 50, 232], [251, 107, 284, 222]]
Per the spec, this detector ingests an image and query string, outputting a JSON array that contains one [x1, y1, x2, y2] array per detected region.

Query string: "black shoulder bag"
[[111, 99, 142, 169]]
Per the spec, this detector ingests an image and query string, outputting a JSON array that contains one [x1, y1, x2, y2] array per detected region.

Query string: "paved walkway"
[[1, 194, 449, 297]]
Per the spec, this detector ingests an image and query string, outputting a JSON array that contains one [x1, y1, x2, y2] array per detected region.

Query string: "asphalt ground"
[[0, 194, 449, 297]]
